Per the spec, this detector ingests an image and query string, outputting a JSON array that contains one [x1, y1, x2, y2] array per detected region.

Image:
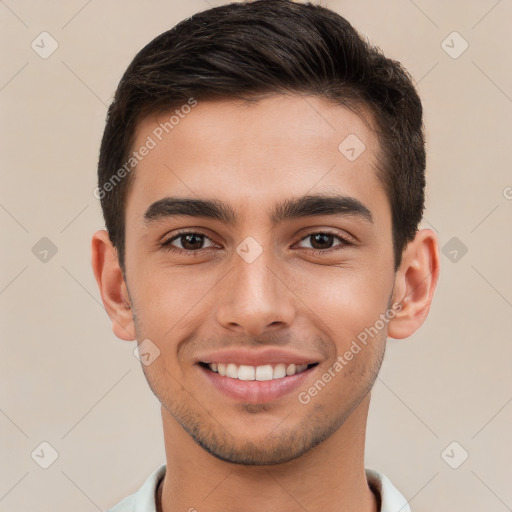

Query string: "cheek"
[[130, 264, 219, 339], [292, 264, 392, 348]]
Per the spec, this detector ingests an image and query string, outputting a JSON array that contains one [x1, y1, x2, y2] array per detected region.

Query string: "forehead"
[[126, 94, 388, 226]]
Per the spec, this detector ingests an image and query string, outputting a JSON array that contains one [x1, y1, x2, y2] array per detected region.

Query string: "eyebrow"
[[143, 194, 373, 226]]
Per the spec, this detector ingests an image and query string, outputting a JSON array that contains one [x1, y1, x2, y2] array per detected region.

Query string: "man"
[[91, 1, 440, 510]]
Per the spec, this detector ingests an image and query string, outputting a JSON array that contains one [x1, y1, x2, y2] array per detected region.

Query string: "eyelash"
[[159, 230, 354, 256]]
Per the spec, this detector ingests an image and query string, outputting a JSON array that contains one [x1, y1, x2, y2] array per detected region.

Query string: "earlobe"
[[91, 230, 136, 341], [387, 228, 440, 340]]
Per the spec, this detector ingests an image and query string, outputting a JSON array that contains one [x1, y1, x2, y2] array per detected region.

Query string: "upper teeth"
[[208, 363, 309, 381]]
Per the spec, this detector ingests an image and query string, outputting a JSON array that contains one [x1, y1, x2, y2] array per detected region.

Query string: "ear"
[[387, 228, 440, 340], [91, 230, 136, 341]]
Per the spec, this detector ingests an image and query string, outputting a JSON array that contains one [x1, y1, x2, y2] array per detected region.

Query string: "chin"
[[184, 412, 341, 466]]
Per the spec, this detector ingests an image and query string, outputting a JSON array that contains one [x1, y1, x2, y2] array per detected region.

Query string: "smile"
[[203, 362, 314, 381], [198, 360, 319, 403]]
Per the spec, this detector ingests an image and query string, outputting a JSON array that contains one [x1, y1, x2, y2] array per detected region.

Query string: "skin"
[[92, 94, 440, 512]]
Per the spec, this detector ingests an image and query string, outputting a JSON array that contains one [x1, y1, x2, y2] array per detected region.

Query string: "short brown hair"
[[97, 0, 426, 272]]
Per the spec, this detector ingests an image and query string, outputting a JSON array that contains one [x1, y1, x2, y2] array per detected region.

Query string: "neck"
[[158, 394, 378, 512]]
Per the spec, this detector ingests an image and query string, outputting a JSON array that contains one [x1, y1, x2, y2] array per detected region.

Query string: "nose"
[[215, 248, 296, 337]]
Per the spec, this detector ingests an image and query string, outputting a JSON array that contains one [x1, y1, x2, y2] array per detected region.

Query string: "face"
[[122, 94, 397, 465]]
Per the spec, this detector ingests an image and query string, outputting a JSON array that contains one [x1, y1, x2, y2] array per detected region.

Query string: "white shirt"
[[106, 464, 411, 512]]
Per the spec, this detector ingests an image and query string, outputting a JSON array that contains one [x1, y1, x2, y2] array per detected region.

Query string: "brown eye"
[[178, 234, 205, 250], [296, 232, 352, 253], [161, 232, 215, 252], [309, 233, 335, 249]]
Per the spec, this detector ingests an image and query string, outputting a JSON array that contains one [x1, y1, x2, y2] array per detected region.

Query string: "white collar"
[[107, 464, 411, 512]]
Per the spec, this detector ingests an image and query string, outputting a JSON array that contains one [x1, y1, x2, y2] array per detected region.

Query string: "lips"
[[195, 348, 320, 403], [195, 347, 318, 367]]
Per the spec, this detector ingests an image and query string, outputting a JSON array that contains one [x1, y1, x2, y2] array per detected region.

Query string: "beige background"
[[1, 0, 511, 510]]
